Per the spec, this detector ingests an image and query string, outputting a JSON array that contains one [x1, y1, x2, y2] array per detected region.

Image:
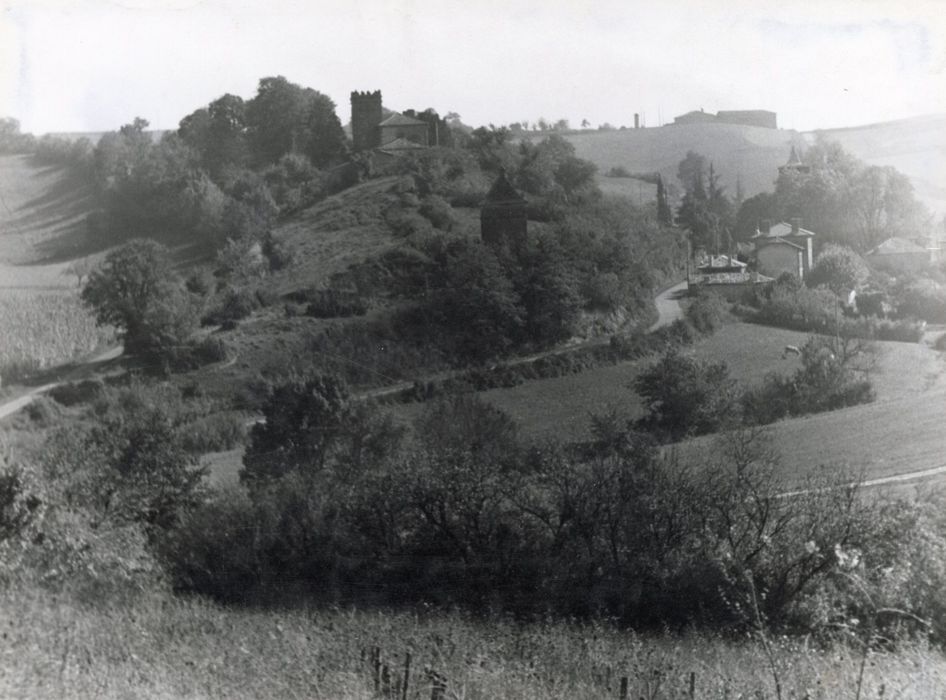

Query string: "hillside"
[[811, 114, 946, 218], [0, 154, 94, 272], [552, 114, 946, 216]]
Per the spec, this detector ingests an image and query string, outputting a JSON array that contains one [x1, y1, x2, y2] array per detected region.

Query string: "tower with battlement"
[[350, 90, 382, 151]]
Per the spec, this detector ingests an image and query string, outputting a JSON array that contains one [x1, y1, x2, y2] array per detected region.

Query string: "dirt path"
[[0, 345, 122, 422]]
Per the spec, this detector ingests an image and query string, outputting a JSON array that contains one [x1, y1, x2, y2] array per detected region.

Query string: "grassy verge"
[[3, 586, 944, 699]]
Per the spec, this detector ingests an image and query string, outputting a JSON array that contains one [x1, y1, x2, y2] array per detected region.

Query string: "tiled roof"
[[697, 254, 747, 270], [378, 137, 425, 151], [753, 221, 816, 239], [378, 113, 426, 127], [485, 168, 526, 203], [755, 236, 805, 251], [866, 237, 928, 256]]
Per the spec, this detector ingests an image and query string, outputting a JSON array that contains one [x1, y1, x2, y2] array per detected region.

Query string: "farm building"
[[866, 237, 930, 273], [671, 109, 777, 128], [752, 219, 815, 279], [672, 109, 718, 125], [716, 110, 777, 129], [689, 254, 772, 300]]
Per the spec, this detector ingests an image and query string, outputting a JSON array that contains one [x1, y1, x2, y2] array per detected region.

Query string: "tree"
[[244, 76, 346, 168], [677, 150, 707, 197], [81, 239, 197, 352], [735, 192, 778, 242], [241, 374, 402, 490], [656, 174, 673, 226], [634, 348, 741, 442], [807, 243, 869, 296]]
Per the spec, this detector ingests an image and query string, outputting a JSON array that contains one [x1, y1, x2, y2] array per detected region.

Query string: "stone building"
[[752, 219, 815, 279], [671, 109, 777, 128], [350, 90, 429, 152], [481, 169, 527, 248]]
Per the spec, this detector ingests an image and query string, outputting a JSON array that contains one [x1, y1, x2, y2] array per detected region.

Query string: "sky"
[[1, 0, 945, 135]]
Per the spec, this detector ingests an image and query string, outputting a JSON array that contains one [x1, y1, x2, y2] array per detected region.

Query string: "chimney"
[[634, 113, 640, 129], [790, 217, 801, 234]]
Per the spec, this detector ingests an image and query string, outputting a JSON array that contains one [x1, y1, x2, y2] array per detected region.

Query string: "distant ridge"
[[545, 113, 946, 216], [44, 130, 169, 144]]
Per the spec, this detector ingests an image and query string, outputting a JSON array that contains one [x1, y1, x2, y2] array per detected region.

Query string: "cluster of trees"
[[733, 139, 932, 252], [674, 151, 736, 254], [335, 190, 681, 365], [150, 379, 944, 641], [674, 140, 931, 257]]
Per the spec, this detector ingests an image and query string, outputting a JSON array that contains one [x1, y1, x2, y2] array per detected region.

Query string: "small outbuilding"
[[865, 237, 930, 273]]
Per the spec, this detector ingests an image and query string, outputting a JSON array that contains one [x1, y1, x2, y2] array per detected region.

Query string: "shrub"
[[304, 289, 368, 318], [892, 278, 946, 323], [24, 396, 60, 426], [634, 348, 741, 442], [807, 244, 869, 296], [203, 287, 259, 325], [176, 412, 246, 454], [48, 379, 105, 407], [685, 292, 728, 334], [418, 195, 457, 231], [384, 209, 435, 238]]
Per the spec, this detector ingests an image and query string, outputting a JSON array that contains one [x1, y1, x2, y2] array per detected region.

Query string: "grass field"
[[428, 321, 946, 486], [0, 154, 94, 265], [4, 585, 945, 699]]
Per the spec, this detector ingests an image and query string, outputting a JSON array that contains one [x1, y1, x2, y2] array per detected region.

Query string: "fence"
[[360, 644, 699, 699]]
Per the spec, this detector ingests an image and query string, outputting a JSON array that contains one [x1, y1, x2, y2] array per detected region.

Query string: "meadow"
[[462, 322, 946, 485], [3, 585, 945, 700]]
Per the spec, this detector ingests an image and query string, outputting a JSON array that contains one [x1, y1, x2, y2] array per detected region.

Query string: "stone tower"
[[350, 90, 382, 152], [481, 168, 527, 249]]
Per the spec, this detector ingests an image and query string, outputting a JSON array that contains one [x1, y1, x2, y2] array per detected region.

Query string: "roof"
[[378, 112, 427, 127], [866, 237, 929, 256], [485, 168, 526, 203], [754, 236, 805, 251], [753, 221, 816, 239], [697, 255, 747, 271], [378, 137, 425, 152]]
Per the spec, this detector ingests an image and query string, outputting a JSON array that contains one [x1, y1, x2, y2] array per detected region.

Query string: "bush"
[[418, 195, 457, 231], [634, 348, 741, 442], [48, 379, 105, 407], [176, 412, 246, 454], [203, 287, 260, 325], [304, 289, 368, 319], [24, 396, 60, 426], [685, 293, 728, 334], [892, 279, 946, 323]]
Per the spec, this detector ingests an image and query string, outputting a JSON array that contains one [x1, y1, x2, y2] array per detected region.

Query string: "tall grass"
[[0, 291, 113, 384], [2, 586, 944, 699]]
